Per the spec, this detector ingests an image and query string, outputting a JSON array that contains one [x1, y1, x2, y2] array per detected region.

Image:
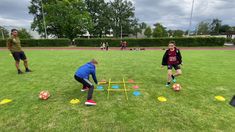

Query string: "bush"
[[225, 38, 233, 43], [0, 39, 6, 47], [74, 37, 226, 47], [0, 38, 70, 47], [1, 37, 226, 47]]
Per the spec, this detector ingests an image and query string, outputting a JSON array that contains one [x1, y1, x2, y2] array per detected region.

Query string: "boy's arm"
[[161, 50, 168, 66], [91, 70, 98, 84], [6, 38, 13, 50], [177, 49, 182, 64]]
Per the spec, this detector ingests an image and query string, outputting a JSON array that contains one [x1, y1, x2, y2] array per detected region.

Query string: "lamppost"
[[121, 25, 123, 40], [41, 0, 48, 38], [188, 0, 195, 37]]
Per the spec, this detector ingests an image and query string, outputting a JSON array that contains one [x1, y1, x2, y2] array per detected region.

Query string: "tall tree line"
[[28, 0, 139, 40]]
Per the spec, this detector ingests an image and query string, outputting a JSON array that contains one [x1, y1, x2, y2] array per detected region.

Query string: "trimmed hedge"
[[0, 39, 6, 47], [75, 37, 226, 47], [0, 38, 70, 47], [225, 38, 233, 43], [1, 37, 226, 47]]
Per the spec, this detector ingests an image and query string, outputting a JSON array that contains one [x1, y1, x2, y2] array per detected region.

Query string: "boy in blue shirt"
[[74, 59, 98, 106]]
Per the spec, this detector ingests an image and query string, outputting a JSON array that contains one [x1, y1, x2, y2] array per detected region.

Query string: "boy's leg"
[[83, 79, 94, 100], [15, 61, 23, 74], [12, 52, 23, 74], [23, 59, 31, 72], [74, 75, 89, 91], [171, 65, 182, 83], [15, 61, 20, 70], [74, 75, 95, 100], [82, 85, 89, 91], [20, 51, 31, 72], [87, 85, 94, 100], [174, 69, 182, 77], [166, 65, 173, 86], [173, 65, 182, 76], [167, 70, 173, 83]]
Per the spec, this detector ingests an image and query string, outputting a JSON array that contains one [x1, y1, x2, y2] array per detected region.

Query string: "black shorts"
[[167, 64, 181, 70], [12, 51, 27, 61], [74, 75, 93, 87]]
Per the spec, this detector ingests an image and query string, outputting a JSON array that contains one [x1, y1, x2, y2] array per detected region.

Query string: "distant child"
[[120, 41, 128, 50], [123, 41, 127, 49], [74, 59, 98, 106], [161, 41, 182, 87], [105, 42, 109, 51], [120, 41, 124, 50], [100, 42, 105, 50]]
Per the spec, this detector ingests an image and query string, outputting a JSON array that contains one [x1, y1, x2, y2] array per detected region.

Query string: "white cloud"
[[0, 16, 32, 27], [134, 0, 235, 30]]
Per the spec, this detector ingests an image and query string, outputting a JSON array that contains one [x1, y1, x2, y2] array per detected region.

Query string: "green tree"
[[232, 27, 235, 32], [131, 19, 142, 38], [0, 26, 9, 39], [173, 30, 184, 37], [144, 26, 152, 38], [28, 0, 54, 37], [29, 0, 93, 40], [167, 30, 173, 37], [139, 22, 147, 29], [110, 0, 135, 38], [85, 0, 111, 37], [210, 19, 222, 34], [18, 28, 33, 39], [152, 23, 167, 37], [167, 30, 184, 37], [219, 25, 232, 33], [197, 21, 210, 35]]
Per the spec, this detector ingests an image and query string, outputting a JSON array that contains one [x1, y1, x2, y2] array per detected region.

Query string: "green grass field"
[[0, 49, 234, 131]]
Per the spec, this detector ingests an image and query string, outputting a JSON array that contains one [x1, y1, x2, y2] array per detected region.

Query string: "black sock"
[[171, 75, 175, 79], [26, 68, 29, 71], [18, 69, 22, 73], [167, 82, 170, 85]]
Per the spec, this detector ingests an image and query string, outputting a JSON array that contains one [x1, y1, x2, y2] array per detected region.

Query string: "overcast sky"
[[0, 0, 234, 31]]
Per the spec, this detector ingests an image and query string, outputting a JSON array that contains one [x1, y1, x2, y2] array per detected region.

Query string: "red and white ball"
[[172, 83, 181, 91], [39, 91, 50, 100]]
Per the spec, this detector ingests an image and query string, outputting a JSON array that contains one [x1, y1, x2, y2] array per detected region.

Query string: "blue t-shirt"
[[75, 62, 97, 84]]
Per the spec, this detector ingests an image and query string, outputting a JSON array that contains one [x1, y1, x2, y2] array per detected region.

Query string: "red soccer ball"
[[172, 83, 181, 92], [39, 91, 50, 100]]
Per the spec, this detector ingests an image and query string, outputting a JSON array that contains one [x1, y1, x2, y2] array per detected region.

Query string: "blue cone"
[[112, 85, 120, 89], [97, 86, 104, 90], [133, 91, 141, 96]]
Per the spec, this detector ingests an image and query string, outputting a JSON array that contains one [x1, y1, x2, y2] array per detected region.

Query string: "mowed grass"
[[0, 49, 234, 132]]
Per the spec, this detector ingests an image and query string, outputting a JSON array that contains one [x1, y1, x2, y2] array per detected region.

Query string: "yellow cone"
[[215, 96, 225, 101], [157, 96, 167, 102], [70, 99, 80, 104], [0, 99, 13, 105]]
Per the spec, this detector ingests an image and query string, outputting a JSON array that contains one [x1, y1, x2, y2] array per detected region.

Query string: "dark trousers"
[[121, 46, 124, 50], [74, 75, 94, 100]]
